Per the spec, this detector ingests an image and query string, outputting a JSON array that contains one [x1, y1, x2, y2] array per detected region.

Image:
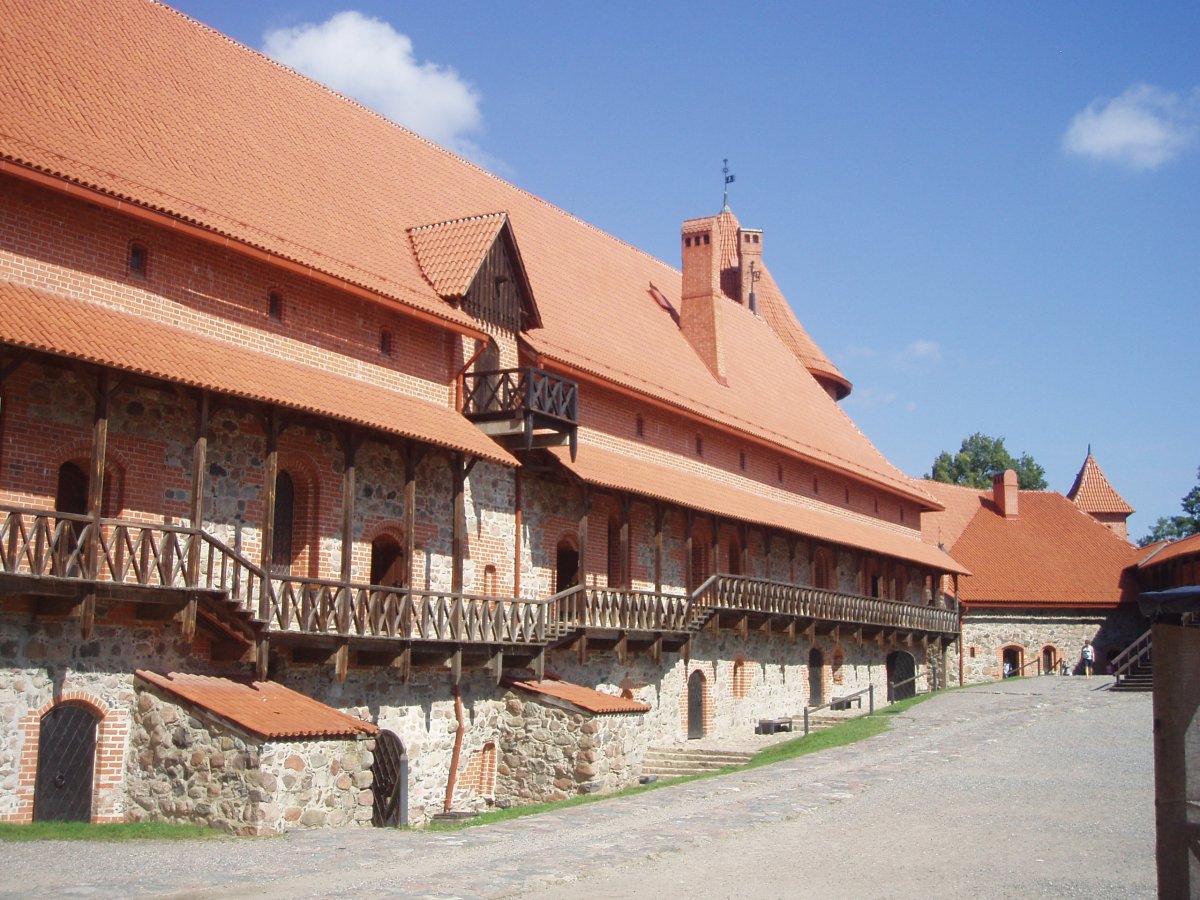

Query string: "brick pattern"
[[6, 691, 128, 825], [459, 740, 498, 799]]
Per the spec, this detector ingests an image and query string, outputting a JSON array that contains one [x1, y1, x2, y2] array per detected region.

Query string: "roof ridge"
[[150, 1, 680, 280]]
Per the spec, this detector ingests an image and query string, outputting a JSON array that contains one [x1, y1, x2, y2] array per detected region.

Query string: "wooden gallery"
[[0, 0, 968, 832]]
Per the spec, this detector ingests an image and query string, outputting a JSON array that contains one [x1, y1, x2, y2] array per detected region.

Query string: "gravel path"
[[1, 676, 1154, 899]]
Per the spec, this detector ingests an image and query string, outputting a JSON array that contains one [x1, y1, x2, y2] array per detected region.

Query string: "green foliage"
[[1139, 466, 1200, 546], [928, 432, 1048, 490]]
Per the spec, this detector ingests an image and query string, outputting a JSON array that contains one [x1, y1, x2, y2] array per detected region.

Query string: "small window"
[[684, 237, 692, 248], [969, 646, 977, 659], [695, 434, 703, 456], [777, 463, 784, 484], [812, 476, 819, 494], [635, 414, 645, 439], [268, 291, 283, 322], [128, 242, 148, 277], [739, 451, 746, 471], [703, 234, 710, 245], [874, 496, 880, 514], [380, 329, 393, 357], [900, 507, 906, 523], [844, 487, 850, 504]]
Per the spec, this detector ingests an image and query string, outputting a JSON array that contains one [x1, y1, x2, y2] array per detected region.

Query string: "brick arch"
[[997, 642, 1025, 679], [274, 450, 321, 579], [679, 664, 715, 738], [53, 439, 131, 516], [831, 644, 846, 685], [6, 690, 128, 825]]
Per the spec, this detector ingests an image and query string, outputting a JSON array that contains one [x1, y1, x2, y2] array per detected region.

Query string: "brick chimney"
[[680, 218, 727, 384], [993, 469, 1019, 518], [738, 227, 763, 312]]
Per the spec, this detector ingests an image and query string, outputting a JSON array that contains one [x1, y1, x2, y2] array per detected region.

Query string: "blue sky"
[[171, 1, 1200, 540]]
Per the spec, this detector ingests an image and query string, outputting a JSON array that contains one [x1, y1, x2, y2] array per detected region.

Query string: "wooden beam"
[[804, 621, 816, 641], [403, 445, 418, 589], [681, 635, 691, 665], [513, 469, 522, 598], [711, 514, 721, 577], [451, 454, 466, 594], [785, 620, 797, 643], [449, 646, 463, 686], [578, 485, 590, 588], [577, 631, 588, 667], [392, 645, 412, 684], [334, 640, 349, 683], [339, 430, 359, 636], [852, 627, 863, 647], [255, 635, 269, 681], [488, 648, 504, 685], [619, 494, 631, 589], [650, 633, 663, 665], [653, 503, 664, 593], [615, 632, 628, 665], [737, 614, 749, 642], [830, 624, 840, 645], [739, 522, 749, 577], [709, 612, 721, 638], [182, 389, 209, 645], [787, 535, 797, 585], [259, 409, 280, 607], [684, 509, 695, 593], [532, 647, 545, 682]]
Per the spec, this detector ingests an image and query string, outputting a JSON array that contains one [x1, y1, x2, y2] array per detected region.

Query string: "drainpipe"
[[454, 342, 487, 413], [443, 683, 466, 813]]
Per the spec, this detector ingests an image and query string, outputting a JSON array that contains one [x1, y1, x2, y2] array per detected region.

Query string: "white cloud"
[[1063, 84, 1199, 171], [901, 339, 941, 363], [263, 11, 484, 159]]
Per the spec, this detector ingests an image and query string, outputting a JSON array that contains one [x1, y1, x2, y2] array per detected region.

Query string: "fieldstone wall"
[[954, 606, 1148, 683], [493, 693, 643, 804], [127, 684, 374, 834]]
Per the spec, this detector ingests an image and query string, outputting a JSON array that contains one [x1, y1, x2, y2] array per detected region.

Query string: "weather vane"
[[723, 158, 735, 210]]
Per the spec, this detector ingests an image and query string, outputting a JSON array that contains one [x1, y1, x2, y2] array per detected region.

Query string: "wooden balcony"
[[461, 367, 578, 457]]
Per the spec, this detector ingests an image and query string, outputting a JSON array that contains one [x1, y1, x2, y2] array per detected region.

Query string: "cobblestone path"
[[1, 676, 1154, 899]]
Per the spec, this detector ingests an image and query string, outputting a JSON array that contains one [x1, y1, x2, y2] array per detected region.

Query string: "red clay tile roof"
[[409, 213, 508, 299], [920, 480, 991, 549], [1066, 454, 1134, 515], [0, 281, 515, 466], [136, 671, 378, 739], [550, 445, 969, 575], [1139, 532, 1200, 568], [928, 491, 1141, 607], [0, 0, 924, 510], [509, 677, 650, 715]]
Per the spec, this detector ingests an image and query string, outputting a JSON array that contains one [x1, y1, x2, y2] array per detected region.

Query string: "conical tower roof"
[[1067, 452, 1133, 515]]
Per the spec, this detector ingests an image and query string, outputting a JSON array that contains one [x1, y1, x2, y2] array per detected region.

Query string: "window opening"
[[272, 470, 295, 576], [128, 242, 147, 277], [268, 291, 283, 322], [380, 329, 393, 357]]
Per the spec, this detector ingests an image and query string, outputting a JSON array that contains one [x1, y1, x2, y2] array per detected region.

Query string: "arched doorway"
[[370, 534, 404, 587], [555, 539, 579, 592], [808, 647, 825, 706], [1041, 645, 1057, 675], [271, 470, 295, 576], [370, 730, 408, 827], [1001, 646, 1023, 679], [887, 650, 916, 701], [34, 704, 98, 822], [687, 670, 706, 739]]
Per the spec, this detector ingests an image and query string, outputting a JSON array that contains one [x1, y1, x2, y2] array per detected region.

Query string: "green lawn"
[[0, 821, 224, 842]]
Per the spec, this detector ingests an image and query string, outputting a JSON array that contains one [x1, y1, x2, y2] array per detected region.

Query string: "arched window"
[[271, 470, 295, 576], [370, 534, 404, 587]]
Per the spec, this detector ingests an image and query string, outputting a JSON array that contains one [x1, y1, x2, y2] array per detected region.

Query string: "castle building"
[[0, 0, 967, 830]]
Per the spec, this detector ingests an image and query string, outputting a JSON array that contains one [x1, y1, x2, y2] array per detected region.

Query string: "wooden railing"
[[550, 584, 693, 633], [1112, 628, 1153, 682], [461, 367, 578, 425], [269, 575, 548, 645]]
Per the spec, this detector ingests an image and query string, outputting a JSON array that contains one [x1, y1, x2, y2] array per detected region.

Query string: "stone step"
[[643, 748, 755, 762]]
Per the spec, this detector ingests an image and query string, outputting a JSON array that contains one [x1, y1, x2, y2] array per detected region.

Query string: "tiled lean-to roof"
[[136, 671, 378, 739], [508, 677, 651, 715], [921, 481, 1141, 607], [1067, 453, 1134, 515], [1139, 531, 1200, 569], [0, 0, 939, 517], [0, 281, 515, 466]]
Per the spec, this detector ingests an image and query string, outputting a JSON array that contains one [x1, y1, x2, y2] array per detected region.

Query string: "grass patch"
[[427, 692, 943, 831], [0, 821, 224, 842]]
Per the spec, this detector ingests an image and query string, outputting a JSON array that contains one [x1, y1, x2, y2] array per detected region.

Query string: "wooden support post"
[[739, 522, 749, 577], [181, 389, 209, 644], [393, 646, 412, 684], [709, 612, 721, 638], [788, 535, 797, 585], [532, 647, 546, 682], [653, 503, 664, 593], [738, 614, 749, 642], [831, 624, 840, 645], [259, 409, 280, 620], [513, 469, 522, 598], [403, 445, 418, 589], [488, 648, 504, 685], [578, 485, 590, 588], [81, 370, 110, 639], [786, 620, 797, 643], [451, 454, 466, 594], [853, 627, 863, 647], [255, 635, 269, 681], [650, 633, 662, 665], [615, 632, 628, 665], [804, 621, 816, 641], [339, 430, 359, 637], [681, 635, 691, 665], [334, 640, 349, 683], [619, 494, 631, 589], [577, 632, 588, 666], [759, 617, 772, 638], [684, 509, 695, 593], [711, 514, 721, 577], [449, 646, 462, 686]]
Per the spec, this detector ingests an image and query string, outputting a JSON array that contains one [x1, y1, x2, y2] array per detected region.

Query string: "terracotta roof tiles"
[[0, 0, 930, 511], [409, 213, 507, 299], [508, 677, 650, 715], [136, 671, 378, 739], [1066, 454, 1134, 515], [1139, 531, 1200, 568], [0, 280, 515, 466]]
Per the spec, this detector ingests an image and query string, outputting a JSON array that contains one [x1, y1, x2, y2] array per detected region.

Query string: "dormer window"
[[128, 242, 148, 278], [268, 290, 283, 322]]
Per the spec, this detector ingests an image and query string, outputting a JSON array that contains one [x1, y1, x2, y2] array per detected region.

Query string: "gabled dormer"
[[408, 212, 542, 332]]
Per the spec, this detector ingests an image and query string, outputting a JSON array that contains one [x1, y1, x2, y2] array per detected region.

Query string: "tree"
[[1139, 467, 1200, 546], [928, 432, 1048, 490]]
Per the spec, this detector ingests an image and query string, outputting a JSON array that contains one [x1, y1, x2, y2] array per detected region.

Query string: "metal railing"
[[803, 685, 876, 735]]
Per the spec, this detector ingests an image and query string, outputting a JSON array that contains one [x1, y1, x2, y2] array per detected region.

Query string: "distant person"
[[1060, 658, 1070, 676], [1081, 641, 1095, 679], [1003, 660, 1014, 678]]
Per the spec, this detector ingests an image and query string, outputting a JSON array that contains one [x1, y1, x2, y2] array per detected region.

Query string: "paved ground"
[[2, 676, 1155, 899]]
